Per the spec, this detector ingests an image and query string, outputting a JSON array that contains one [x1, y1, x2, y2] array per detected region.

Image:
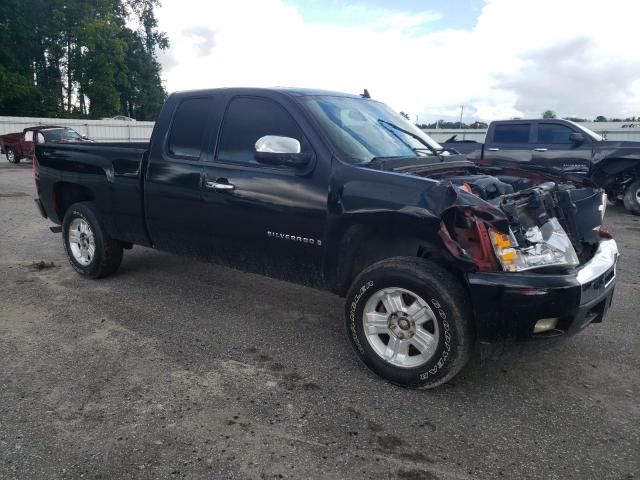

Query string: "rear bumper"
[[34, 197, 47, 219], [467, 238, 619, 346]]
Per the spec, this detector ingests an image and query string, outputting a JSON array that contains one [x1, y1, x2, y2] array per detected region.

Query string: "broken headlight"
[[489, 218, 579, 272]]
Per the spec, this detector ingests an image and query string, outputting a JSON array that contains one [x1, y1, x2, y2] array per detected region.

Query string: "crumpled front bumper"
[[466, 239, 619, 346]]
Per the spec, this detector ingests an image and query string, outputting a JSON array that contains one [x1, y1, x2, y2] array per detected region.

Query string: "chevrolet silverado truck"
[[442, 119, 640, 215], [33, 88, 619, 388], [1, 125, 92, 164]]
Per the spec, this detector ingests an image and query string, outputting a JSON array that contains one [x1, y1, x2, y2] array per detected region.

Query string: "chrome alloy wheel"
[[362, 287, 440, 368], [6, 149, 15, 163], [68, 218, 96, 266]]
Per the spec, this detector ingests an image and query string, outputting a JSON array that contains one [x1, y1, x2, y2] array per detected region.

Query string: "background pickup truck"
[[442, 119, 640, 215], [33, 88, 619, 389], [0, 125, 92, 164]]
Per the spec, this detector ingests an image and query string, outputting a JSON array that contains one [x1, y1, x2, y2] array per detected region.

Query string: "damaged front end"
[[368, 156, 618, 345], [431, 168, 618, 345], [436, 172, 607, 274]]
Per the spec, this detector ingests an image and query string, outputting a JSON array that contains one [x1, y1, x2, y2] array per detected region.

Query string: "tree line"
[[542, 110, 640, 122], [417, 120, 489, 129], [0, 0, 167, 120]]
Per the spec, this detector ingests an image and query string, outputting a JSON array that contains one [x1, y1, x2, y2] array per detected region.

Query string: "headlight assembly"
[[489, 218, 579, 272]]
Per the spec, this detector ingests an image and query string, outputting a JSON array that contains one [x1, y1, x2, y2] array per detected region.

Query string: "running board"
[[49, 226, 62, 233]]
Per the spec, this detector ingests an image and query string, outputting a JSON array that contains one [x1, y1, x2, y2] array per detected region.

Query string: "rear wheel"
[[6, 148, 20, 164], [622, 179, 640, 215], [344, 257, 474, 389], [62, 202, 123, 278]]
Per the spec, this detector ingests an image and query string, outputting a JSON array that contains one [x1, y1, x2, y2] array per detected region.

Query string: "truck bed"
[[0, 132, 23, 152], [440, 136, 483, 156], [35, 142, 151, 246]]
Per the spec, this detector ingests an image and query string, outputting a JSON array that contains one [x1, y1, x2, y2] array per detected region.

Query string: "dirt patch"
[[377, 433, 404, 450], [397, 469, 438, 480], [26, 260, 57, 271]]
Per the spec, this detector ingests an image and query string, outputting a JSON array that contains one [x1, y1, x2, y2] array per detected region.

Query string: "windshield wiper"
[[377, 119, 442, 158]]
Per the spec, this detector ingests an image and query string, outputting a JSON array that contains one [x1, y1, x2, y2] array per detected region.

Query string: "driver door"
[[531, 122, 592, 173], [200, 94, 330, 286]]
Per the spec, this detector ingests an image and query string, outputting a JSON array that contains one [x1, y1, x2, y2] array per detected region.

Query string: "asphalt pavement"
[[1, 161, 638, 479]]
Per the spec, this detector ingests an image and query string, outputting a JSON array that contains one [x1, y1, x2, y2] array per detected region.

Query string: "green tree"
[[0, 0, 167, 119], [542, 110, 556, 119], [79, 16, 127, 118]]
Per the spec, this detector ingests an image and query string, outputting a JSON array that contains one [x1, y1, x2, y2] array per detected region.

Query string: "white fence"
[[3, 116, 640, 144], [0, 116, 155, 142]]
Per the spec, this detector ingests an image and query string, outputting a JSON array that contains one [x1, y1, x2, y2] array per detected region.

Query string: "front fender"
[[590, 156, 640, 188]]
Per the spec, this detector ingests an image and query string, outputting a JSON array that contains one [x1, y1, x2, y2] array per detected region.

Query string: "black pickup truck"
[[442, 119, 640, 215], [33, 88, 619, 389]]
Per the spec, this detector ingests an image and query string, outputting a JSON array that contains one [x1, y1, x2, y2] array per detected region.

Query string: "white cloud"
[[156, 0, 640, 122]]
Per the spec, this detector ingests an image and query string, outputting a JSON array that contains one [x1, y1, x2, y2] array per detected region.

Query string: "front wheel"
[[62, 202, 123, 279], [622, 179, 640, 215], [345, 257, 474, 389], [6, 148, 20, 164]]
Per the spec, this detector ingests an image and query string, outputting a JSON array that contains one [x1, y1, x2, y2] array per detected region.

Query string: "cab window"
[[493, 124, 530, 143], [537, 123, 574, 144], [217, 96, 310, 165], [167, 98, 210, 159]]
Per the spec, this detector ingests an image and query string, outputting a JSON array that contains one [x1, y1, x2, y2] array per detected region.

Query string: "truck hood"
[[595, 140, 640, 150]]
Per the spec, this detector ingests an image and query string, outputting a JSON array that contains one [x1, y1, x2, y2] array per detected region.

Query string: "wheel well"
[[53, 183, 95, 222], [331, 222, 448, 297], [592, 158, 640, 193]]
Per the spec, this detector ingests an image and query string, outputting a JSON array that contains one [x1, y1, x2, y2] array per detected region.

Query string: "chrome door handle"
[[535, 148, 548, 152], [487, 147, 500, 151], [205, 180, 235, 191]]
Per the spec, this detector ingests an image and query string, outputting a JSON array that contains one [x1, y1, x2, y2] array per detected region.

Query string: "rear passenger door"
[[145, 95, 214, 255], [482, 122, 533, 166], [200, 94, 330, 286], [531, 122, 592, 173]]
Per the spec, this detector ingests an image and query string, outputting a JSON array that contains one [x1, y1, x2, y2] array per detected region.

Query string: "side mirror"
[[569, 132, 586, 143], [254, 135, 313, 168]]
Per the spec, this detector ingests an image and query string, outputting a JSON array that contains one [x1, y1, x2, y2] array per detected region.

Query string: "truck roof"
[[169, 87, 363, 99], [491, 119, 570, 123], [25, 125, 70, 131]]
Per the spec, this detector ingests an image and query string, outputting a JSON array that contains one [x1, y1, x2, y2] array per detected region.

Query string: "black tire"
[[345, 257, 474, 389], [622, 179, 640, 215], [62, 202, 123, 279], [6, 148, 20, 164]]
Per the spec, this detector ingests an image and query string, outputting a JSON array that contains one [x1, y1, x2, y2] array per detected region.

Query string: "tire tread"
[[345, 256, 474, 389], [622, 179, 640, 215], [62, 201, 123, 279]]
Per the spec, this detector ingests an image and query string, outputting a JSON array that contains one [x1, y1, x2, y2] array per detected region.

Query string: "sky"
[[155, 0, 640, 123]]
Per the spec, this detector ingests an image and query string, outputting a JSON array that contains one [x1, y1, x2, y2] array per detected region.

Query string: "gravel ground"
[[1, 162, 638, 480]]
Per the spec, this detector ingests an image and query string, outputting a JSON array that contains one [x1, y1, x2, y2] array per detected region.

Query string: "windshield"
[[566, 120, 603, 141], [45, 128, 83, 142], [300, 95, 443, 164]]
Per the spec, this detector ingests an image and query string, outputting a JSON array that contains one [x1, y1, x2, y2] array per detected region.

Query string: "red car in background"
[[0, 126, 93, 164]]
